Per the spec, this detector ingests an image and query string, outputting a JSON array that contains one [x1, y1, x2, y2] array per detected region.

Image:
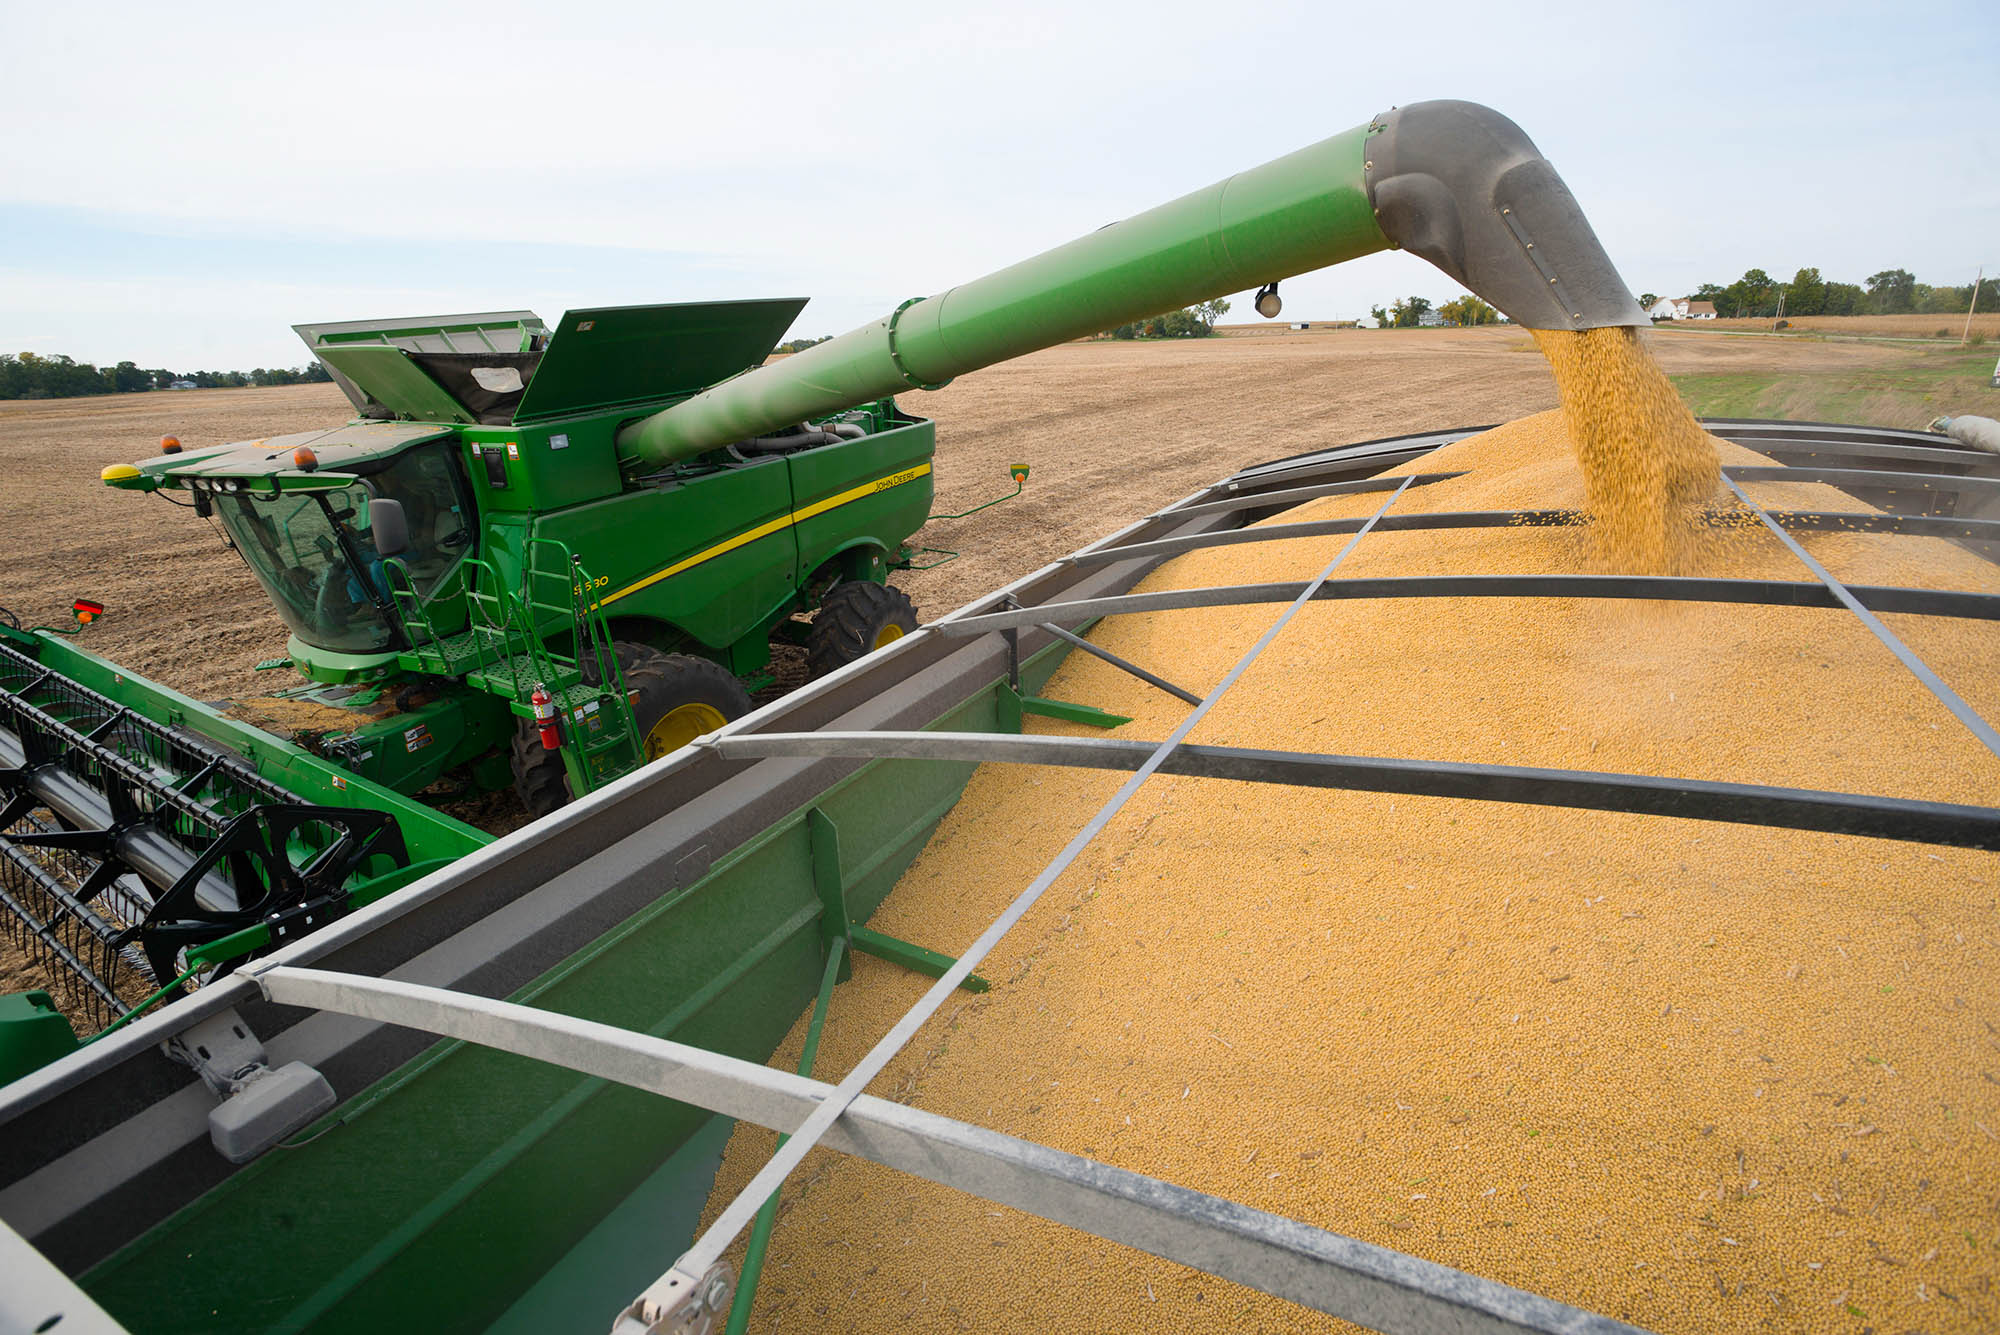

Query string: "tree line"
[[1100, 299, 1232, 340], [1368, 295, 1501, 328], [1641, 269, 1999, 320], [0, 352, 333, 400]]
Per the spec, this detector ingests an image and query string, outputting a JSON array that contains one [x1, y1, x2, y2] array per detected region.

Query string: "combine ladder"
[[388, 540, 644, 801]]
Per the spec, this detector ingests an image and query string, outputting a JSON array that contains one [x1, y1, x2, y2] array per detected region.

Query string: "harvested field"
[[1209, 320, 1361, 336], [0, 328, 1947, 707], [700, 408, 2000, 1332], [1670, 313, 2000, 340]]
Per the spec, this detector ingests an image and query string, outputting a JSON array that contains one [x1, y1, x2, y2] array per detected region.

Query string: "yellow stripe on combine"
[[598, 462, 932, 607]]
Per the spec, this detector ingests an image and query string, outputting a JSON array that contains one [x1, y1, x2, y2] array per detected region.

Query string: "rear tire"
[[807, 581, 917, 679], [509, 641, 753, 819]]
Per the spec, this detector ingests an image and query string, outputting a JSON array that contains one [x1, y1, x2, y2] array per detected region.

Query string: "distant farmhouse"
[[1649, 297, 1717, 321], [1417, 308, 1445, 328], [168, 379, 197, 390]]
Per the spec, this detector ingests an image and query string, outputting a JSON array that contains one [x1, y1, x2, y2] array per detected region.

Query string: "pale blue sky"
[[2, 0, 1994, 369]]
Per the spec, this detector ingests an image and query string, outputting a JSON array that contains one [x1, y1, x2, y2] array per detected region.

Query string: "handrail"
[[246, 962, 1648, 1335]]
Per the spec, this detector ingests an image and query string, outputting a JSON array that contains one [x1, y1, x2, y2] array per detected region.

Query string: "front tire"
[[625, 646, 753, 763], [807, 581, 917, 679], [509, 642, 752, 818]]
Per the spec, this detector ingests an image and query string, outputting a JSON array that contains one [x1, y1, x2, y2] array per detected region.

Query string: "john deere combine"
[[99, 299, 937, 821]]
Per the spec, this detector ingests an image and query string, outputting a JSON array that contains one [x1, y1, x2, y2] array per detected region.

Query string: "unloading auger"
[[616, 99, 1647, 469]]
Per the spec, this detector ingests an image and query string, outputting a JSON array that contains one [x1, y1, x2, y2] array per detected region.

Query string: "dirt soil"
[[1673, 313, 2000, 339], [0, 327, 1948, 740], [0, 384, 362, 702]]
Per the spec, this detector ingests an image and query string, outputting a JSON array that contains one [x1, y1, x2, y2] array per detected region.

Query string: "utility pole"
[[1962, 266, 1984, 345]]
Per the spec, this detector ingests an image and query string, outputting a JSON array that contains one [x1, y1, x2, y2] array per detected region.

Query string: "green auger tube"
[[615, 100, 1647, 470]]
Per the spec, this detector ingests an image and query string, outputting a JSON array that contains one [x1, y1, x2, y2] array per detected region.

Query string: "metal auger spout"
[[1361, 101, 1650, 333], [615, 100, 1647, 471]]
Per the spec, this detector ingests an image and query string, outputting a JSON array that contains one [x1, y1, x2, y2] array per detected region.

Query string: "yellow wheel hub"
[[873, 623, 905, 650], [644, 702, 729, 761]]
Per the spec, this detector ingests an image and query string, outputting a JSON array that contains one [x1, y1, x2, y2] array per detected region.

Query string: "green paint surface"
[[84, 642, 1071, 1334]]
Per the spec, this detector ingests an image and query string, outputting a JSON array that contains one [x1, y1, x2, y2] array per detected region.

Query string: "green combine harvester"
[[98, 299, 942, 819], [12, 304, 962, 1045]]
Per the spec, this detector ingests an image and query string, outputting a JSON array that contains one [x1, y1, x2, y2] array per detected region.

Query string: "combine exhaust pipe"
[[616, 100, 1645, 470]]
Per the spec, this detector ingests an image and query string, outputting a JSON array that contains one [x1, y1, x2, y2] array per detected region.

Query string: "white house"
[[1650, 297, 1717, 321]]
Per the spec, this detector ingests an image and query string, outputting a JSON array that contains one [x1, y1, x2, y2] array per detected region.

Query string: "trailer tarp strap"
[[659, 475, 1420, 1321]]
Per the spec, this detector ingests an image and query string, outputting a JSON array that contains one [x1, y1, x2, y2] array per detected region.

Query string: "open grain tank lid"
[[294, 310, 550, 423], [511, 298, 807, 424], [293, 299, 808, 427]]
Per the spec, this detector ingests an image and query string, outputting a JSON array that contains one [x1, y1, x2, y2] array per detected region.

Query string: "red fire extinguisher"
[[531, 683, 561, 751]]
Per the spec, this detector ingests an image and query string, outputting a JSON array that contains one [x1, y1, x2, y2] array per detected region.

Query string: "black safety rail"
[[0, 639, 406, 1029]]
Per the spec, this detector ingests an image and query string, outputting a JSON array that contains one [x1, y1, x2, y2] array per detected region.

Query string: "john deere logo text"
[[873, 467, 926, 493]]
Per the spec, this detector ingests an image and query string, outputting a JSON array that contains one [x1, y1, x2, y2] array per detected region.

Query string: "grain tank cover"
[[294, 311, 550, 418], [510, 298, 808, 425], [294, 301, 808, 428]]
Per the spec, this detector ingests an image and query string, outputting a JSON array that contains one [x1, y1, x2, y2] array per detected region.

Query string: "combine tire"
[[510, 642, 752, 819], [808, 581, 917, 679], [509, 727, 569, 820]]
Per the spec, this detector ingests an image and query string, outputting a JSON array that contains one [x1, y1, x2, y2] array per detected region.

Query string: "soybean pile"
[[701, 332, 2000, 1333]]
